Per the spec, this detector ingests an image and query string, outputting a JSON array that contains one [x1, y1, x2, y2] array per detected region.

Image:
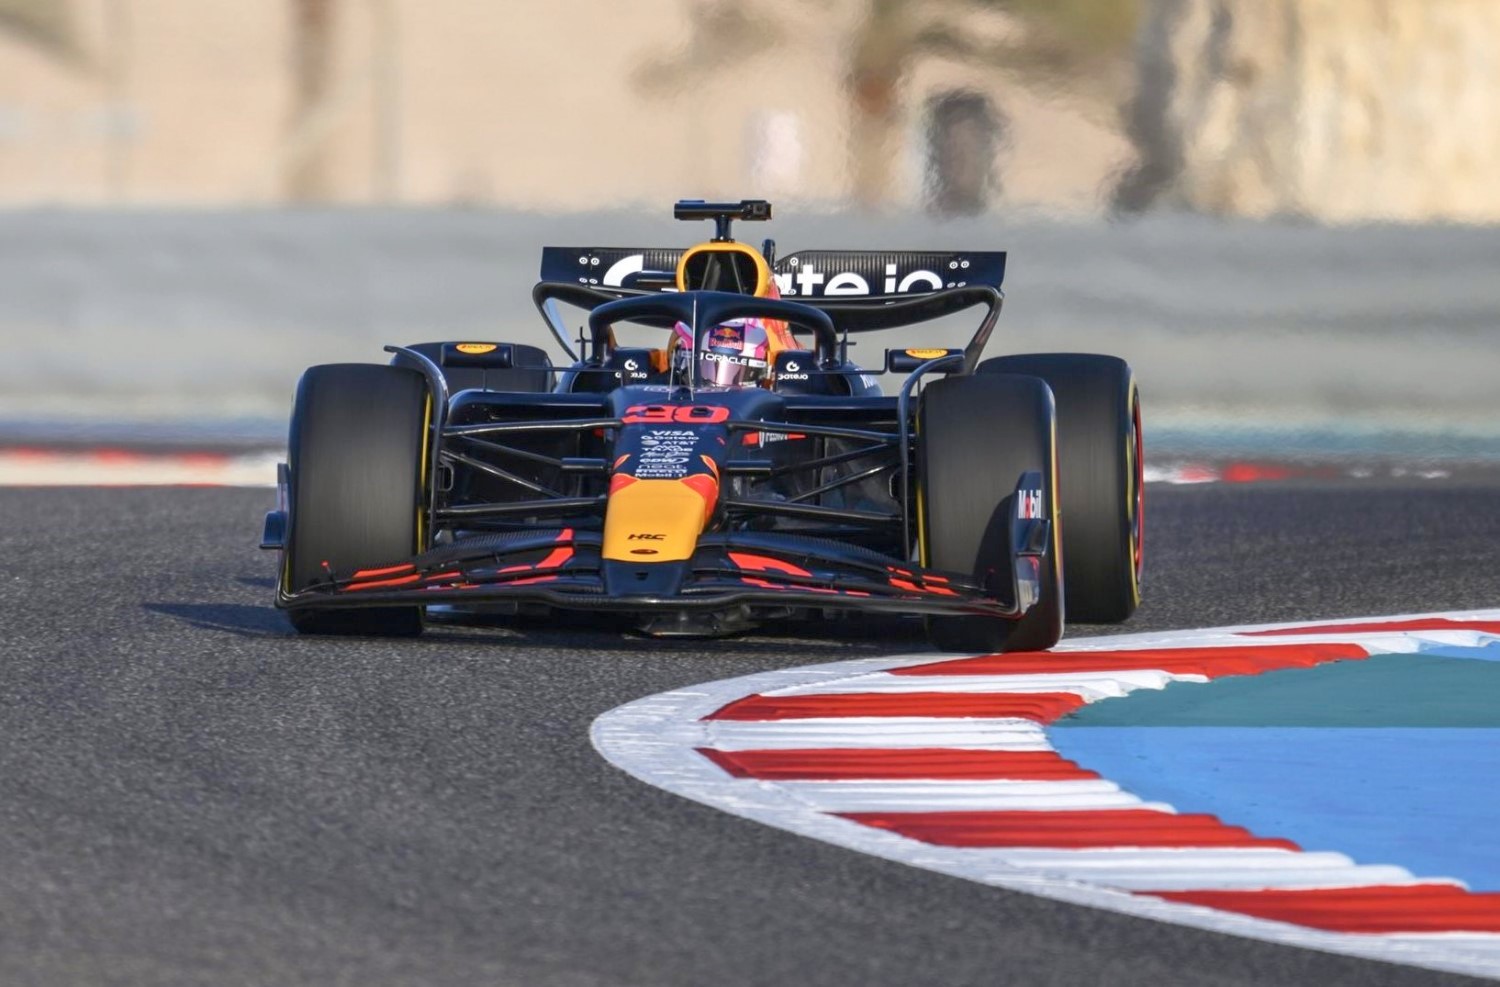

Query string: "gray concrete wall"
[[1, 209, 1497, 445]]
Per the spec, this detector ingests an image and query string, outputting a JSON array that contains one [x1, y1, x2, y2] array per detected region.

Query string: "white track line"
[[1028, 865, 1423, 892], [771, 778, 1151, 812], [697, 718, 1051, 751], [761, 669, 1201, 697]]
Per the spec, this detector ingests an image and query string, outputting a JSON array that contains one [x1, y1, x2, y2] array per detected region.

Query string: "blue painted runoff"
[[1047, 726, 1500, 890]]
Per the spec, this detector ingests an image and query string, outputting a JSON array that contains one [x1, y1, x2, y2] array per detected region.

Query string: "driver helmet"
[[672, 319, 771, 387]]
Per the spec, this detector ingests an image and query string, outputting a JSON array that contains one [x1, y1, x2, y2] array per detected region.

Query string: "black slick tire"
[[919, 373, 1064, 653], [978, 354, 1142, 623], [282, 364, 430, 636]]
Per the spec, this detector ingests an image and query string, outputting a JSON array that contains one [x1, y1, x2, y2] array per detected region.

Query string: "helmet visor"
[[697, 322, 769, 388], [700, 352, 760, 387]]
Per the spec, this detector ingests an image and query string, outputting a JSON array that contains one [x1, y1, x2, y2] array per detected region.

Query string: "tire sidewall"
[[918, 373, 1064, 652]]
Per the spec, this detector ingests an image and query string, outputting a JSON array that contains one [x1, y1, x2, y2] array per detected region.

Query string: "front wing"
[[277, 523, 1050, 621]]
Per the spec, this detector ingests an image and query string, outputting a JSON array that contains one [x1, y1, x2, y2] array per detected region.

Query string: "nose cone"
[[600, 558, 690, 598], [602, 475, 719, 563]]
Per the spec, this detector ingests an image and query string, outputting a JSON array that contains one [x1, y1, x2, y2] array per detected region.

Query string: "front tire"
[[919, 374, 1064, 653], [979, 354, 1142, 623], [282, 364, 430, 636]]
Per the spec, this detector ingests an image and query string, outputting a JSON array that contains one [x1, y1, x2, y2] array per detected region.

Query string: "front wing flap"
[[277, 521, 1049, 621]]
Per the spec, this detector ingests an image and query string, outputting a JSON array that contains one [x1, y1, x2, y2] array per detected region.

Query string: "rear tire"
[[979, 354, 1142, 623], [282, 364, 430, 636], [919, 374, 1064, 653]]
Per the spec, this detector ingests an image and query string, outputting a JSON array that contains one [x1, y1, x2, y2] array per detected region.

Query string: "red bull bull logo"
[[708, 324, 743, 349]]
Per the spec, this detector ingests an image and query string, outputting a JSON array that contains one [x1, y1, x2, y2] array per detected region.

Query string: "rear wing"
[[771, 250, 1005, 300], [542, 248, 687, 291], [540, 247, 1005, 299]]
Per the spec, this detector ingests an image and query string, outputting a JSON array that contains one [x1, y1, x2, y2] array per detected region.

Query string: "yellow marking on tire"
[[417, 393, 433, 551]]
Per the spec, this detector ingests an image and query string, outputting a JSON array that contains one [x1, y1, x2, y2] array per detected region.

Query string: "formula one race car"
[[261, 200, 1143, 652]]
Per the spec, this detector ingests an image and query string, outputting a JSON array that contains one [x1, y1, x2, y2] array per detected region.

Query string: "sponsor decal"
[[1018, 488, 1043, 519], [548, 248, 680, 291], [777, 358, 809, 381], [581, 250, 998, 297], [602, 253, 643, 286], [702, 351, 766, 369], [638, 429, 698, 445], [634, 427, 701, 479], [455, 342, 497, 355], [627, 533, 666, 541], [708, 325, 744, 348], [774, 260, 949, 298], [905, 348, 949, 360], [623, 405, 730, 424]]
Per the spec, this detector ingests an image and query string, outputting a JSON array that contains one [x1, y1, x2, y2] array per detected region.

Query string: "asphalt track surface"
[[3, 480, 1499, 987]]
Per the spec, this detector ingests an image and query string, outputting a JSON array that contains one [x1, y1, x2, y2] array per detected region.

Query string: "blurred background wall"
[[0, 0, 1496, 460], [3, 0, 1499, 221], [1118, 0, 1500, 223], [0, 0, 1132, 213]]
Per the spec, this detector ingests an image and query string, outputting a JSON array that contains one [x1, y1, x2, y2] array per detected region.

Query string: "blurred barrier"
[[1122, 0, 1500, 224], [0, 209, 1496, 450]]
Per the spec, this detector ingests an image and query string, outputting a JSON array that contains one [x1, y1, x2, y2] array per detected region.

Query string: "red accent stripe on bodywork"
[[887, 576, 959, 596], [344, 573, 423, 591], [841, 810, 1299, 850], [729, 552, 812, 577], [682, 472, 720, 523], [497, 545, 574, 574], [350, 563, 416, 579], [738, 576, 867, 596], [697, 748, 1100, 781]]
